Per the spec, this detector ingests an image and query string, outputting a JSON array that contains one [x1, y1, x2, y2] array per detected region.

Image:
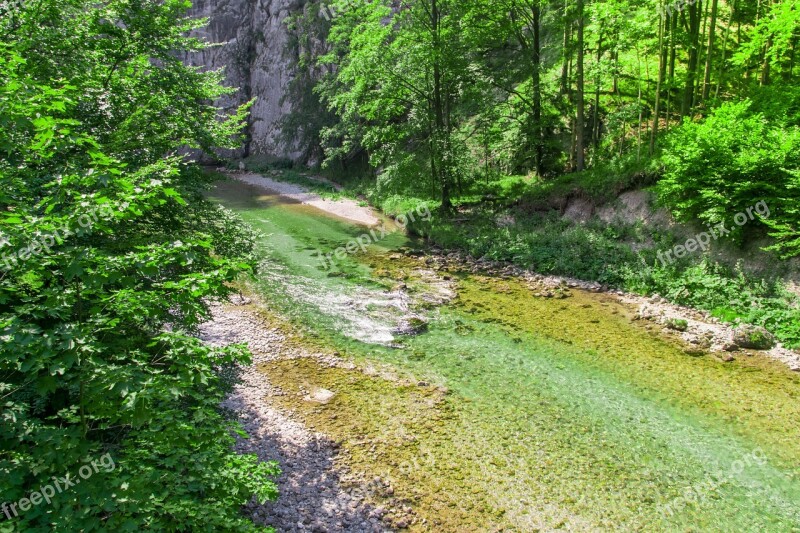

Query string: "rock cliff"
[[184, 0, 308, 161]]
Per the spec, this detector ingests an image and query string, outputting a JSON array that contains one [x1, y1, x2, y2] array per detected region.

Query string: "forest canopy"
[[287, 0, 800, 250]]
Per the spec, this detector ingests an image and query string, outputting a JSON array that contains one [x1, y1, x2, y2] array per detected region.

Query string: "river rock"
[[732, 325, 776, 350], [307, 388, 336, 404], [395, 317, 429, 335]]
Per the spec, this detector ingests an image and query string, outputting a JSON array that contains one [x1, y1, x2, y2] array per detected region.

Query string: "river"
[[211, 179, 800, 531]]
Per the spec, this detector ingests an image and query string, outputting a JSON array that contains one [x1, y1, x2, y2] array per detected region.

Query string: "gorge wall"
[[184, 0, 311, 161]]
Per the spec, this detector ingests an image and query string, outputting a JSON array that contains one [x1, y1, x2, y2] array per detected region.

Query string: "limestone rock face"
[[183, 0, 307, 160]]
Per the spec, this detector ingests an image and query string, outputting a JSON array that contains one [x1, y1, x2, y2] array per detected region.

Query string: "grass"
[[424, 208, 800, 347]]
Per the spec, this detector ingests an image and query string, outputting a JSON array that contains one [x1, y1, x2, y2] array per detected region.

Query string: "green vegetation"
[[2, 0, 799, 529], [421, 209, 800, 346], [277, 0, 800, 348], [658, 98, 800, 255], [1, 2, 277, 530], [666, 318, 689, 331], [293, 0, 800, 202]]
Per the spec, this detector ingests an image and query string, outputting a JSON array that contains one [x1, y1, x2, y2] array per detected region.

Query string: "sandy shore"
[[230, 171, 380, 227]]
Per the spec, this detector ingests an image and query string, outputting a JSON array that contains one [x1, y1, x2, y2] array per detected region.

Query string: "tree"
[[702, 0, 720, 101], [682, 0, 704, 117], [0, 2, 278, 530], [576, 0, 587, 170], [310, 0, 799, 191], [317, 0, 472, 209], [734, 0, 800, 84], [651, 4, 669, 154]]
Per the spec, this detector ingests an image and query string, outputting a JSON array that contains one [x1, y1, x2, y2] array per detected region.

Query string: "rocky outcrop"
[[184, 0, 308, 160]]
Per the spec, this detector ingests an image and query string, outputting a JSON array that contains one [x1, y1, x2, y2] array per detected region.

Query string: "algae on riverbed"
[[212, 179, 800, 531]]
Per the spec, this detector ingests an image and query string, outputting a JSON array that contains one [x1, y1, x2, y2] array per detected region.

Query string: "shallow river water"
[[211, 180, 800, 532]]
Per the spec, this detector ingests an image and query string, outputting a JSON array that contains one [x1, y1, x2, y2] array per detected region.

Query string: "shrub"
[[0, 3, 278, 530], [658, 100, 800, 254]]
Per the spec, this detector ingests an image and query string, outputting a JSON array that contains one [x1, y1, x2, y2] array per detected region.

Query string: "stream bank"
[[201, 297, 409, 532]]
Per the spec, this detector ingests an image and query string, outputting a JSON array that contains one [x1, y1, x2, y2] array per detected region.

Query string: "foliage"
[[316, 0, 476, 208], [428, 210, 643, 285], [621, 260, 800, 347], [665, 318, 689, 332], [657, 100, 800, 253], [0, 2, 277, 531], [292, 0, 800, 202], [732, 0, 800, 81], [426, 207, 800, 347]]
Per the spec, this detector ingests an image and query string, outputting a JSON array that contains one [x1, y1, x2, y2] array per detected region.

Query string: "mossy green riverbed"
[[211, 180, 800, 532]]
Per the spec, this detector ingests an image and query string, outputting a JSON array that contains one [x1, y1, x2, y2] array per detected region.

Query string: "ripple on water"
[[258, 261, 408, 345]]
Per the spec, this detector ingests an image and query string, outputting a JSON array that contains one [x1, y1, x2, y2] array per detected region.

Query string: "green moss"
[[665, 318, 689, 331], [261, 358, 504, 530]]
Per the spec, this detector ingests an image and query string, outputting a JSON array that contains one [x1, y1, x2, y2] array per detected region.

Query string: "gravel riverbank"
[[229, 171, 380, 227], [200, 298, 396, 532]]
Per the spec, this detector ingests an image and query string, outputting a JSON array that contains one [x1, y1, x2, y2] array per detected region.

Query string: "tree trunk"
[[575, 0, 585, 171], [666, 11, 677, 129], [594, 24, 603, 148], [430, 0, 451, 210], [681, 1, 702, 118], [636, 46, 643, 162], [761, 5, 774, 90], [702, 0, 718, 101], [560, 0, 571, 94], [715, 0, 734, 98], [532, 1, 543, 174], [651, 8, 667, 155]]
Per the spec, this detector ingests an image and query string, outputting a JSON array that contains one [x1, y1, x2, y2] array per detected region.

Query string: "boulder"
[[307, 388, 336, 404], [732, 325, 776, 350]]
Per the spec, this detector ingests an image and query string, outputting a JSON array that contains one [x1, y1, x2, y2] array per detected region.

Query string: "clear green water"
[[211, 180, 800, 532]]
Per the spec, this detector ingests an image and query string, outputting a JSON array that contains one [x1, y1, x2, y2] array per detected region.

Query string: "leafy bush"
[[620, 260, 800, 347], [429, 211, 642, 285], [665, 318, 689, 332], [516, 153, 660, 211], [428, 207, 800, 347], [658, 101, 800, 254]]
